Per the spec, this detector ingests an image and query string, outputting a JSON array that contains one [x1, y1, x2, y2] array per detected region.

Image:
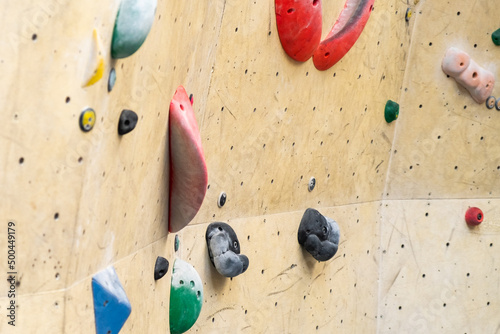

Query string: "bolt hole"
[[472, 72, 477, 78], [324, 52, 330, 58], [313, 0, 319, 6], [287, 8, 294, 13], [124, 120, 130, 126], [477, 213, 482, 220], [180, 104, 184, 111]]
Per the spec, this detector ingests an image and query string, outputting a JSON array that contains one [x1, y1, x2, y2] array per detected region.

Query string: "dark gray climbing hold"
[[217, 192, 227, 208], [298, 208, 340, 262], [206, 222, 249, 277], [118, 109, 138, 135], [108, 68, 116, 92], [308, 177, 316, 192], [154, 256, 169, 280], [496, 97, 500, 111]]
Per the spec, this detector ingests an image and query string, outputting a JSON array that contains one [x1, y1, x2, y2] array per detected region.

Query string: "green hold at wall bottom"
[[169, 259, 203, 334]]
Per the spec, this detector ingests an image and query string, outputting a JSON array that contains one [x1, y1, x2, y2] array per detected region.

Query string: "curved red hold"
[[276, 0, 322, 62], [168, 86, 208, 233], [465, 207, 483, 226], [313, 0, 374, 71]]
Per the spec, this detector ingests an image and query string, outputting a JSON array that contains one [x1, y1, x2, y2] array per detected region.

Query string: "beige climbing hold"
[[83, 29, 105, 87], [442, 47, 494, 104]]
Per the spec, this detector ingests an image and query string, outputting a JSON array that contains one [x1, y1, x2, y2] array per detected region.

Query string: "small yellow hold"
[[83, 29, 104, 87], [405, 8, 412, 22], [80, 108, 96, 132]]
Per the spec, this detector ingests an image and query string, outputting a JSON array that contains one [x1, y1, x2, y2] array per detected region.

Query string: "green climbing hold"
[[111, 0, 157, 59], [174, 234, 180, 252], [384, 100, 399, 123], [492, 28, 500, 46], [169, 259, 203, 334]]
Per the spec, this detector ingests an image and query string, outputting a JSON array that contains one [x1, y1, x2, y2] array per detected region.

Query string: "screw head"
[[308, 177, 316, 192]]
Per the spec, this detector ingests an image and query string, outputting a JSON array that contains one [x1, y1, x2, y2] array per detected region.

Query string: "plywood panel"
[[177, 203, 380, 333], [194, 0, 410, 225], [3, 0, 500, 333], [385, 0, 500, 199], [64, 235, 174, 333], [378, 199, 500, 333]]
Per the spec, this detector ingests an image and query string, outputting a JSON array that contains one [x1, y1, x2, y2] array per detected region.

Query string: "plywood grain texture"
[[1, 0, 499, 333]]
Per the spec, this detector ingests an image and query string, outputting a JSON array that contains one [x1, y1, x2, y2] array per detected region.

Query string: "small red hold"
[[465, 207, 483, 226], [275, 0, 322, 62]]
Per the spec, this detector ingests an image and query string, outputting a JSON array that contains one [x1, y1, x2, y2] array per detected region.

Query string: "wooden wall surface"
[[0, 0, 498, 333]]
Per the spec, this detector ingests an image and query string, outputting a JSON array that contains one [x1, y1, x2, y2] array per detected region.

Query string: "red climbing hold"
[[313, 0, 374, 71], [465, 207, 483, 226], [169, 86, 208, 233], [276, 0, 322, 62]]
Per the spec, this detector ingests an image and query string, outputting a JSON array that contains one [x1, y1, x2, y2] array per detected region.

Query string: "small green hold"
[[169, 259, 203, 334], [111, 0, 157, 59], [385, 100, 399, 123], [492, 28, 500, 46], [174, 234, 180, 252]]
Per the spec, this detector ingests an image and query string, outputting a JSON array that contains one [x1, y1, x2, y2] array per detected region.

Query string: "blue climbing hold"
[[92, 266, 132, 334]]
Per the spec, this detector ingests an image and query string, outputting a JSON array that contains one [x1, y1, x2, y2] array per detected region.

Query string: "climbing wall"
[[0, 0, 499, 333]]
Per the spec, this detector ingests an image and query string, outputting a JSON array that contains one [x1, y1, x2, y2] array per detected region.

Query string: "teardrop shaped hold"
[[168, 86, 208, 233], [275, 0, 322, 62], [111, 0, 157, 59], [313, 0, 375, 71], [169, 259, 203, 334], [118, 109, 138, 135]]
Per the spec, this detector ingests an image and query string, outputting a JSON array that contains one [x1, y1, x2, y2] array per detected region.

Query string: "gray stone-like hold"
[[206, 222, 249, 277], [154, 256, 169, 280], [108, 68, 116, 92], [298, 208, 340, 262], [118, 109, 138, 135]]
